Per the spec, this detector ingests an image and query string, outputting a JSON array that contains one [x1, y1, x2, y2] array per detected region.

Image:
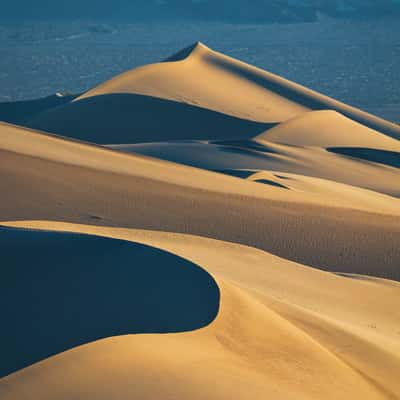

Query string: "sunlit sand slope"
[[1, 122, 399, 279], [1, 221, 399, 400]]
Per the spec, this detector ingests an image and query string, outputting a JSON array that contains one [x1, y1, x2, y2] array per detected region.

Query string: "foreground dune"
[[1, 42, 399, 399], [0, 226, 219, 377], [1, 221, 400, 400]]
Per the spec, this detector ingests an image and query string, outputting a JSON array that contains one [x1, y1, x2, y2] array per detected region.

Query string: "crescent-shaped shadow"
[[0, 227, 220, 377]]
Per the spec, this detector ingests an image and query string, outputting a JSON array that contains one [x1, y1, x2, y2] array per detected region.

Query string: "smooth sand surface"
[[1, 43, 399, 399]]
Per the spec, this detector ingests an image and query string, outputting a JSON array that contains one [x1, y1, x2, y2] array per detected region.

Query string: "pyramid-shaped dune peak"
[[76, 41, 308, 123], [163, 41, 210, 62], [73, 43, 399, 139]]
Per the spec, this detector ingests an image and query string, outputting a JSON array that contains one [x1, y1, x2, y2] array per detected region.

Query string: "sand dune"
[[0, 227, 219, 377], [1, 121, 400, 279], [27, 43, 400, 142], [1, 221, 400, 400], [1, 43, 400, 399], [80, 42, 400, 138]]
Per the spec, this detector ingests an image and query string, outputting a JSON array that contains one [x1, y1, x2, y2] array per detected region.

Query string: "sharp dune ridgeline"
[[1, 43, 400, 400]]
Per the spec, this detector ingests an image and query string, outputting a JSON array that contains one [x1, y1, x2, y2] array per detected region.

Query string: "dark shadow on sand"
[[211, 139, 279, 154], [255, 179, 288, 189], [213, 169, 256, 179], [328, 147, 400, 169], [0, 227, 220, 377], [0, 94, 78, 125], [27, 93, 273, 144]]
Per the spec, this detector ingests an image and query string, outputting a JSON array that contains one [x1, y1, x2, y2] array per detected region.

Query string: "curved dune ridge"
[[1, 42, 400, 399], [1, 221, 400, 400], [0, 227, 219, 378]]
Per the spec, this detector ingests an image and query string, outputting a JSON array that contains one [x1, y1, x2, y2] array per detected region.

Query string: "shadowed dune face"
[[255, 179, 288, 189], [27, 93, 272, 144], [328, 147, 400, 169], [0, 227, 220, 377], [111, 137, 400, 197], [0, 94, 78, 126], [110, 141, 283, 169]]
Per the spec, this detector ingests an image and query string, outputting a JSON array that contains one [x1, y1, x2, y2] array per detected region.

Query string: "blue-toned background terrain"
[[0, 1, 399, 122]]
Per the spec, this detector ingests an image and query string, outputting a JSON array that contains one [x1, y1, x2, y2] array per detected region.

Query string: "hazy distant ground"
[[0, 18, 399, 122]]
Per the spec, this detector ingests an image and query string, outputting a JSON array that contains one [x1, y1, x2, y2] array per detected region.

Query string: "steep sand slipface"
[[1, 221, 400, 400], [1, 43, 400, 399], [0, 227, 219, 377]]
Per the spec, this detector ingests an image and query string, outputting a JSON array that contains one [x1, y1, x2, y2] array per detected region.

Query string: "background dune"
[[27, 43, 400, 142]]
